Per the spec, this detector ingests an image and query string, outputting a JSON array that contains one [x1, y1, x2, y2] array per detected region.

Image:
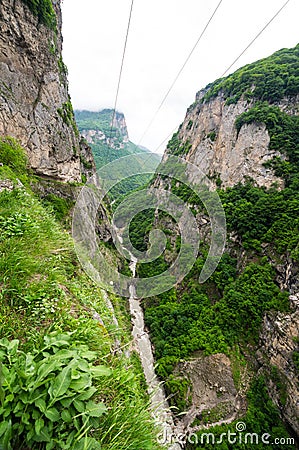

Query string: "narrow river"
[[128, 257, 182, 450]]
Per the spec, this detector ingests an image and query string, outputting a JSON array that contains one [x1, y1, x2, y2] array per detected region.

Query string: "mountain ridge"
[[75, 108, 160, 170]]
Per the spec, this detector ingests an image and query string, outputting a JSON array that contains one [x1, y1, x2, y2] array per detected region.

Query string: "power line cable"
[[221, 0, 292, 77], [152, 0, 292, 158], [109, 0, 134, 140], [137, 0, 223, 147], [154, 125, 178, 154]]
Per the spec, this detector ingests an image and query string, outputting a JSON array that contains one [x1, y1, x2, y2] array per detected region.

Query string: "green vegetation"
[[187, 120, 193, 130], [74, 109, 160, 168], [138, 255, 169, 279], [220, 181, 299, 259], [75, 109, 117, 135], [0, 139, 160, 449], [58, 57, 68, 84], [137, 175, 298, 388], [166, 132, 192, 156], [108, 174, 155, 210], [187, 377, 294, 449], [292, 350, 299, 372], [75, 109, 160, 203], [207, 130, 216, 141], [48, 39, 56, 55], [170, 178, 201, 206], [57, 102, 79, 136], [129, 209, 156, 252], [139, 46, 299, 379], [0, 334, 109, 449], [128, 166, 295, 375], [21, 0, 56, 30], [79, 154, 93, 170], [0, 137, 28, 175], [41, 193, 74, 222], [128, 45, 298, 445], [130, 49, 299, 431], [202, 44, 299, 104], [87, 139, 144, 169], [164, 375, 192, 414], [144, 259, 288, 376], [270, 365, 288, 406], [75, 109, 134, 164]]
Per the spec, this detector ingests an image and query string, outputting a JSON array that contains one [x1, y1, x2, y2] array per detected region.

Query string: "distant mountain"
[[74, 109, 160, 169], [75, 109, 161, 202]]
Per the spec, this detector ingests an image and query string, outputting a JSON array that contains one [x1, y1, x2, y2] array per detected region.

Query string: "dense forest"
[[202, 44, 299, 104]]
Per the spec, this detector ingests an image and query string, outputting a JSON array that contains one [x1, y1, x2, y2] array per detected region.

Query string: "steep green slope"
[[129, 45, 299, 446], [0, 137, 160, 450]]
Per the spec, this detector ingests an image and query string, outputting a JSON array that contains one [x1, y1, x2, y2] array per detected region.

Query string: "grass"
[[0, 139, 161, 449]]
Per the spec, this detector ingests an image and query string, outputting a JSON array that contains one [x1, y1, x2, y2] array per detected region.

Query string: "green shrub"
[[207, 130, 216, 141], [79, 155, 93, 170], [58, 56, 68, 77], [57, 102, 79, 136], [21, 0, 57, 30], [42, 194, 73, 221], [129, 208, 155, 252], [166, 131, 181, 154], [75, 109, 115, 134], [0, 332, 110, 449], [0, 137, 27, 175], [187, 120, 193, 130], [164, 375, 192, 414], [144, 258, 288, 370]]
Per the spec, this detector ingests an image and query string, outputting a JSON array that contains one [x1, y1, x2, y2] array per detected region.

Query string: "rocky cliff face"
[[164, 91, 299, 189], [77, 109, 130, 151], [257, 294, 299, 436], [0, 0, 95, 181], [110, 111, 129, 147]]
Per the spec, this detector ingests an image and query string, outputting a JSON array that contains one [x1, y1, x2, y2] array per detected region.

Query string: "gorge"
[[0, 0, 298, 449]]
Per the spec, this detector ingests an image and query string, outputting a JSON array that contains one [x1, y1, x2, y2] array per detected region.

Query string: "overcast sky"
[[61, 0, 298, 153]]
